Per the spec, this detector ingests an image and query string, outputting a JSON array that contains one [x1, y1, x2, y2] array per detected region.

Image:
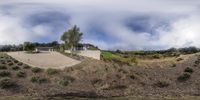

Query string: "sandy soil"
[[7, 51, 81, 69]]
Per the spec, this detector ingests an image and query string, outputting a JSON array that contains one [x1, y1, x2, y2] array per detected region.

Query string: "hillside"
[[0, 52, 200, 99]]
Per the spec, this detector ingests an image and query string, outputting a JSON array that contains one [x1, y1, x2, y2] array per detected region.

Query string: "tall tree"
[[61, 25, 83, 53], [23, 42, 35, 51]]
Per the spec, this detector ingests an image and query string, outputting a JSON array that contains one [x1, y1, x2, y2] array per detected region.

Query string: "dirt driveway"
[[7, 51, 81, 69]]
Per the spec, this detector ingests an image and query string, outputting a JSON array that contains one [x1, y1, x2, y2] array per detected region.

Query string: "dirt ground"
[[7, 51, 81, 69], [1, 52, 200, 99]]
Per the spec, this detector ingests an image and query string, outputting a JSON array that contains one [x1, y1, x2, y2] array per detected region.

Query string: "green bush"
[[155, 80, 169, 88], [129, 74, 136, 80], [177, 58, 184, 61], [0, 77, 16, 89], [7, 60, 12, 63], [14, 60, 19, 63], [172, 64, 176, 67], [152, 54, 162, 59], [46, 68, 59, 75], [8, 62, 14, 66], [12, 66, 20, 70], [16, 71, 26, 77], [184, 67, 193, 73], [0, 65, 7, 70], [92, 79, 105, 88], [59, 76, 75, 86], [0, 71, 11, 77], [1, 61, 5, 64], [32, 67, 42, 73], [30, 76, 47, 84], [18, 62, 23, 66], [178, 72, 191, 81], [23, 65, 31, 69]]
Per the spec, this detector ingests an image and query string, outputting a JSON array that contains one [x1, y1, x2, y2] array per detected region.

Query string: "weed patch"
[[59, 76, 75, 86], [32, 67, 42, 73], [0, 77, 16, 89]]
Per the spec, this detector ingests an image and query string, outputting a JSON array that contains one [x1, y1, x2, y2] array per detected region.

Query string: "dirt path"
[[7, 51, 81, 69]]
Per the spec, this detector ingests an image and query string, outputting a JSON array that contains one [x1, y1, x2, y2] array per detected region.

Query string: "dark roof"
[[36, 47, 53, 49]]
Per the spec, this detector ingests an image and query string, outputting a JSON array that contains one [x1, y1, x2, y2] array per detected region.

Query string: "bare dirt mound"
[[7, 52, 80, 69]]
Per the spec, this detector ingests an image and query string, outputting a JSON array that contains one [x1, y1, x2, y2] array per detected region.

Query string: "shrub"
[[14, 60, 19, 63], [172, 64, 176, 67], [184, 67, 193, 73], [0, 65, 7, 70], [59, 76, 75, 86], [8, 62, 14, 66], [0, 77, 16, 89], [195, 60, 200, 64], [0, 71, 11, 77], [177, 58, 184, 61], [178, 72, 191, 81], [7, 60, 12, 63], [12, 66, 20, 70], [18, 62, 23, 66], [30, 76, 47, 84], [92, 79, 105, 88], [16, 71, 26, 77], [129, 74, 136, 80], [155, 80, 169, 88], [46, 68, 59, 75], [152, 54, 161, 59], [1, 61, 5, 64], [23, 65, 31, 69], [130, 58, 138, 64], [32, 67, 42, 73]]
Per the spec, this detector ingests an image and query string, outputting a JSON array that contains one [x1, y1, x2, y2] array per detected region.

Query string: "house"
[[35, 47, 54, 52], [75, 43, 99, 51], [65, 43, 101, 60]]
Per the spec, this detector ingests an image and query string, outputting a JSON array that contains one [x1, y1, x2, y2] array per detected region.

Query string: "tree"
[[23, 42, 35, 51], [61, 25, 83, 53]]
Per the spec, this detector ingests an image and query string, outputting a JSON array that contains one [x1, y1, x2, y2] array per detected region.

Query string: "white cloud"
[[0, 0, 200, 50]]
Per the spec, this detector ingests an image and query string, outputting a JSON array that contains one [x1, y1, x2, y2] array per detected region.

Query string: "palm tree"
[[61, 25, 83, 53]]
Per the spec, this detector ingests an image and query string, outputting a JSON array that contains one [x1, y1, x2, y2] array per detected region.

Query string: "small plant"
[[59, 76, 75, 86], [177, 72, 191, 82], [7, 60, 12, 63], [46, 68, 59, 75], [18, 62, 23, 66], [30, 76, 47, 84], [23, 65, 31, 69], [12, 66, 20, 70], [0, 77, 16, 89], [8, 62, 14, 66], [177, 58, 184, 61], [0, 71, 11, 77], [92, 79, 106, 89], [155, 80, 169, 88], [195, 60, 200, 64], [16, 71, 26, 77], [0, 65, 7, 70], [32, 67, 42, 73], [172, 64, 176, 67], [1, 61, 5, 64], [129, 74, 136, 80], [152, 54, 161, 59], [14, 60, 19, 63], [184, 67, 193, 73]]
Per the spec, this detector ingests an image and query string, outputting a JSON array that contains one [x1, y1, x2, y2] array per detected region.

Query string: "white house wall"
[[65, 50, 101, 60]]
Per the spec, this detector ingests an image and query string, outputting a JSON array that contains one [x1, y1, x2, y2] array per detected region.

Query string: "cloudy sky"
[[0, 0, 200, 50]]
